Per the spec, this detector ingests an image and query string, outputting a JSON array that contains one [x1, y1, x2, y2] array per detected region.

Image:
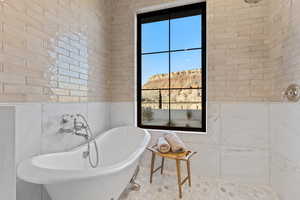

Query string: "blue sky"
[[142, 15, 202, 84]]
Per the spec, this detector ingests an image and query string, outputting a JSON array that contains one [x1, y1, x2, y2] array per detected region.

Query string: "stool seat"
[[147, 146, 196, 160], [147, 145, 197, 199]]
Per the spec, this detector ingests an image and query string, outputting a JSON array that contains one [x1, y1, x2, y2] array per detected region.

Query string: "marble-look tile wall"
[[41, 102, 110, 153], [0, 0, 111, 102], [1, 102, 110, 200], [16, 102, 110, 155], [15, 104, 43, 200], [0, 106, 16, 200], [111, 102, 270, 185], [270, 103, 300, 200]]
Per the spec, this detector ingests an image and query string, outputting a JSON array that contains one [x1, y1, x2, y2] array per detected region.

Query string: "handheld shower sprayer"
[[60, 113, 100, 168]]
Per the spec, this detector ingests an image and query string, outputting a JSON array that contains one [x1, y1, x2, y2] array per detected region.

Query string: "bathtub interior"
[[21, 127, 148, 174], [97, 127, 147, 167], [32, 151, 86, 170], [37, 127, 147, 170]]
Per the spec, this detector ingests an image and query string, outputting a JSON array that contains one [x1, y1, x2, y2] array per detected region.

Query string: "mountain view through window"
[[137, 3, 206, 132]]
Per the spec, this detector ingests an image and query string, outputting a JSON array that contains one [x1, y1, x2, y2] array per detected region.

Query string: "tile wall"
[[270, 103, 300, 200], [1, 0, 300, 200], [0, 106, 15, 200], [7, 102, 110, 200], [113, 102, 270, 185], [110, 0, 271, 102], [0, 0, 112, 102], [269, 1, 300, 199]]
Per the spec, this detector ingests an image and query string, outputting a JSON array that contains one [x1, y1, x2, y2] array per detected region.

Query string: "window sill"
[[142, 127, 207, 135]]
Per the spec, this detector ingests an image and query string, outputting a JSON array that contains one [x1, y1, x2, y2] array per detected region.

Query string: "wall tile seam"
[[270, 151, 300, 171], [219, 103, 223, 178], [267, 103, 271, 185]]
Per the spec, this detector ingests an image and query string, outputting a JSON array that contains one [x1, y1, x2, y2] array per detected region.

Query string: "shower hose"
[[76, 113, 100, 168]]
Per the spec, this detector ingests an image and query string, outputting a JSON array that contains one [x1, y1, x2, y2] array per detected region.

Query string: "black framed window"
[[137, 3, 206, 132]]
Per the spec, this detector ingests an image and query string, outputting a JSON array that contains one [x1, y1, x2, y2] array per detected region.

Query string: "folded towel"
[[165, 133, 187, 153], [157, 137, 171, 153]]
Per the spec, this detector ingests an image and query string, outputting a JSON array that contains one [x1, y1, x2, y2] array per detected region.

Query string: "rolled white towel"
[[165, 133, 187, 153], [157, 137, 171, 153]]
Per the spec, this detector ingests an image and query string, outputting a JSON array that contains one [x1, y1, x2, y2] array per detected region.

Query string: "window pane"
[[171, 15, 201, 50], [142, 53, 169, 89], [142, 20, 169, 53], [170, 50, 202, 89], [141, 90, 169, 126], [169, 89, 202, 128], [170, 88, 201, 103]]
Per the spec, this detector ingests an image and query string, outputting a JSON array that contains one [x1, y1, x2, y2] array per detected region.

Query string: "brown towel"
[[157, 137, 171, 153], [165, 133, 187, 153]]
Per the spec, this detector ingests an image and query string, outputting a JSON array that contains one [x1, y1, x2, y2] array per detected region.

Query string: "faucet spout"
[[74, 132, 89, 140], [60, 113, 99, 168]]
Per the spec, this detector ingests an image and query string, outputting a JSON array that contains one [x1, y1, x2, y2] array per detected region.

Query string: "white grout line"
[[218, 102, 222, 178], [267, 103, 271, 186]]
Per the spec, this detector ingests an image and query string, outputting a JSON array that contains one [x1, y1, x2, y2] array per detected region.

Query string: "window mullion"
[[168, 14, 171, 128], [141, 48, 202, 55]]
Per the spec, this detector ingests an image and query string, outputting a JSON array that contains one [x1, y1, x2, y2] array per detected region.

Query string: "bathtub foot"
[[129, 165, 141, 191], [129, 182, 141, 191], [131, 165, 140, 183]]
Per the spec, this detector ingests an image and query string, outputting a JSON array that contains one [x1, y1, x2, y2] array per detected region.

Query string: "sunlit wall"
[[0, 0, 111, 102]]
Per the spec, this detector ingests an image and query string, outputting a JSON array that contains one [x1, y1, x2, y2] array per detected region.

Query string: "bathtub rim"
[[17, 126, 151, 185]]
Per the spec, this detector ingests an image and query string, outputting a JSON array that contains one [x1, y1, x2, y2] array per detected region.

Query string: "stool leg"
[[150, 152, 156, 184], [187, 160, 191, 187], [176, 159, 182, 199], [161, 157, 165, 175]]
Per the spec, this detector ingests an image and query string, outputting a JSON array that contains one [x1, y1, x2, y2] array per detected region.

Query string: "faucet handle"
[[61, 114, 75, 124], [59, 114, 75, 134]]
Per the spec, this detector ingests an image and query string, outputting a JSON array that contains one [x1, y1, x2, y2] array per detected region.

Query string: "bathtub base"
[[46, 162, 138, 200]]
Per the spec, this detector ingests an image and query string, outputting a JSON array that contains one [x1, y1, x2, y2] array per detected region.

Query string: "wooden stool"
[[147, 146, 197, 199]]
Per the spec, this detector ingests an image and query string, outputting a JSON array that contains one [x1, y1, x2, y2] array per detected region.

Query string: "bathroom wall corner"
[[0, 106, 16, 200]]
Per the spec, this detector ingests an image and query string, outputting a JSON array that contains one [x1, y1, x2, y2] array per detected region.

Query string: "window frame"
[[137, 2, 207, 132]]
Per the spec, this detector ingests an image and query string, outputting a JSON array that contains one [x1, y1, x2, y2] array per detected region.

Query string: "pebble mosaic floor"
[[120, 167, 279, 200]]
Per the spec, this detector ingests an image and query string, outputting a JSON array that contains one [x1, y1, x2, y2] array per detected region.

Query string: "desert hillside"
[[143, 69, 201, 89], [142, 69, 202, 109]]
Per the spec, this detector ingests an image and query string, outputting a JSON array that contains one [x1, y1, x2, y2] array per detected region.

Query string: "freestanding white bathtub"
[[18, 126, 151, 200]]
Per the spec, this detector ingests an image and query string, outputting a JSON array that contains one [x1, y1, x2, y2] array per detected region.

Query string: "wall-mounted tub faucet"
[[59, 114, 99, 168], [60, 114, 89, 140]]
